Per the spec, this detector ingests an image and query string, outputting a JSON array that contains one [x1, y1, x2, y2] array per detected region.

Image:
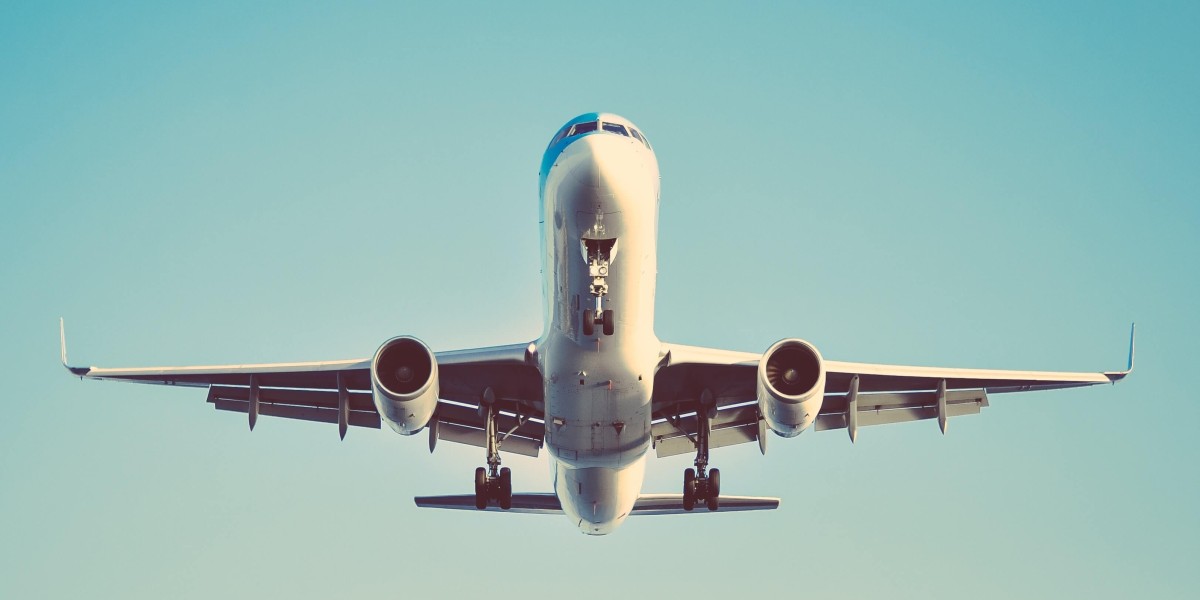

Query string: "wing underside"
[[651, 327, 1133, 456], [62, 323, 545, 455]]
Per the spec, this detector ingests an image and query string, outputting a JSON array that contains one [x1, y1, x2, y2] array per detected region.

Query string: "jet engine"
[[371, 336, 439, 435], [757, 338, 826, 437]]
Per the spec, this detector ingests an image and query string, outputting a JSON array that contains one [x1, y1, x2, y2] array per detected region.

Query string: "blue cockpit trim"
[[539, 113, 650, 198]]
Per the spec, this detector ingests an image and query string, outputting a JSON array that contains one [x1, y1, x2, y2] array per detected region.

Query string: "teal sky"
[[2, 1, 1196, 597]]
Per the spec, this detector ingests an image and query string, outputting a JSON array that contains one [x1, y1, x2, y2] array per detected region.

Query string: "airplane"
[[61, 112, 1134, 535]]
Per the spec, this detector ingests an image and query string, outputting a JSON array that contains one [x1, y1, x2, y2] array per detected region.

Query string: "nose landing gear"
[[581, 238, 616, 337], [682, 389, 721, 511], [473, 387, 514, 510], [582, 308, 614, 337]]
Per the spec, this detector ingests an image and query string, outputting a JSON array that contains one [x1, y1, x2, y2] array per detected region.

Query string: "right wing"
[[61, 320, 545, 454], [651, 326, 1134, 455]]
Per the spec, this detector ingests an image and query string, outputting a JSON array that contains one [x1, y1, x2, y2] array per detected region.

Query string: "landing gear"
[[474, 467, 488, 510], [581, 308, 614, 337], [682, 389, 721, 511], [498, 467, 512, 510], [683, 468, 697, 511], [581, 238, 616, 337], [472, 387, 514, 510], [706, 468, 720, 511]]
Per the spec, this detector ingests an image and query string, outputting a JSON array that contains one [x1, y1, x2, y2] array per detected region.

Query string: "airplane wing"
[[651, 325, 1134, 456], [60, 320, 545, 454]]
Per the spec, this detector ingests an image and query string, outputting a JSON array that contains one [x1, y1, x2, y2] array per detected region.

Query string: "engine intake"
[[371, 336, 439, 435], [757, 338, 826, 437]]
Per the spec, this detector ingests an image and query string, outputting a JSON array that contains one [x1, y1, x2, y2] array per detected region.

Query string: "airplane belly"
[[553, 457, 646, 535], [543, 369, 652, 467], [537, 126, 662, 533]]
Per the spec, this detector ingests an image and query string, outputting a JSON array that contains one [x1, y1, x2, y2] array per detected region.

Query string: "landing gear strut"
[[473, 387, 513, 510], [582, 238, 616, 337], [683, 389, 721, 511]]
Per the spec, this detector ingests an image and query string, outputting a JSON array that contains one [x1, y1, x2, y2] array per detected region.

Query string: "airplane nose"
[[554, 134, 657, 213], [560, 134, 623, 187]]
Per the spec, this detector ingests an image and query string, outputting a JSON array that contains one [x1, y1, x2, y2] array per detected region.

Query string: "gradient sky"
[[2, 1, 1197, 598]]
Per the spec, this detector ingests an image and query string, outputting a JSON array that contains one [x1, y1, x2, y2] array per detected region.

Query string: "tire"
[[602, 310, 614, 336], [499, 467, 513, 510], [474, 467, 488, 510], [706, 469, 720, 511], [582, 311, 594, 336], [682, 468, 696, 511]]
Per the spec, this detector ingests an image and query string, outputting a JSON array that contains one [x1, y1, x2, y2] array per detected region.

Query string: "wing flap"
[[654, 423, 758, 458], [434, 421, 542, 457], [212, 398, 382, 429], [208, 385, 376, 412], [815, 391, 987, 432], [819, 388, 989, 413], [652, 405, 760, 458], [434, 402, 544, 440]]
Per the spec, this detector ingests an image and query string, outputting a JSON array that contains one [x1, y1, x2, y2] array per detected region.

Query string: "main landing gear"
[[581, 238, 616, 337], [474, 387, 513, 510], [683, 389, 721, 511]]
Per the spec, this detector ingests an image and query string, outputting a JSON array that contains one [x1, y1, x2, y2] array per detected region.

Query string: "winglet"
[[1126, 322, 1136, 373], [1105, 323, 1135, 383], [59, 318, 89, 377]]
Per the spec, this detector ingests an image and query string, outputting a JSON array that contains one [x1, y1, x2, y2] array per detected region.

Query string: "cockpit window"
[[629, 128, 650, 149], [554, 120, 650, 149], [550, 126, 570, 146], [570, 121, 598, 136], [602, 122, 629, 136]]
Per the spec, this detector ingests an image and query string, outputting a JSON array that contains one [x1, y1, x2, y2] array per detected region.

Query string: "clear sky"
[[2, 1, 1196, 598]]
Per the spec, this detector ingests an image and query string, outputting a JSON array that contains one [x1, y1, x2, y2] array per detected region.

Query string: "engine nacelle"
[[371, 336, 439, 435], [757, 338, 826, 438]]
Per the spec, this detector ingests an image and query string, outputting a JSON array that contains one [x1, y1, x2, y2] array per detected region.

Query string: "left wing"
[[651, 326, 1134, 455], [61, 320, 545, 454]]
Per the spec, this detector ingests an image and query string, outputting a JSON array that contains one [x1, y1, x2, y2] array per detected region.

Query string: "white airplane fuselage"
[[536, 113, 661, 534]]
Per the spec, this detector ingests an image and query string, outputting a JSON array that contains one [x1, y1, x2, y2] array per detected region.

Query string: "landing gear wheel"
[[706, 468, 720, 511], [498, 467, 513, 510], [602, 310, 614, 336], [683, 468, 696, 511], [474, 467, 488, 510], [582, 311, 594, 336]]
